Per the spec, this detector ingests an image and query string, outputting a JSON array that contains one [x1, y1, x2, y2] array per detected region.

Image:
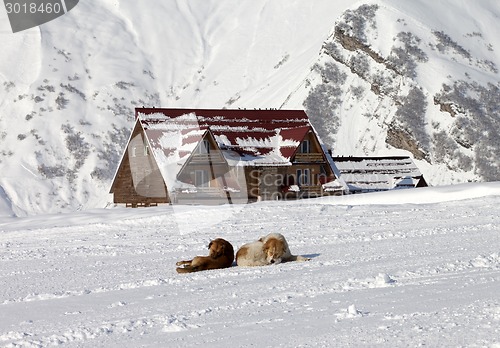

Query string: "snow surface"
[[1, 182, 500, 347]]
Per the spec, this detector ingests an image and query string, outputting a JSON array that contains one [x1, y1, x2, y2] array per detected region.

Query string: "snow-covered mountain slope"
[[0, 0, 499, 215], [1, 183, 500, 347], [284, 0, 500, 185]]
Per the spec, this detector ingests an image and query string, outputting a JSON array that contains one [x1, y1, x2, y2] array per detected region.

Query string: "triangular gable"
[[141, 115, 210, 192], [176, 129, 229, 178], [109, 118, 143, 193], [280, 126, 313, 159]]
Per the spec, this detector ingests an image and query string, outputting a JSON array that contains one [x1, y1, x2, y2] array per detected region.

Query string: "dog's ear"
[[214, 241, 224, 256], [208, 241, 213, 249], [263, 239, 274, 253]]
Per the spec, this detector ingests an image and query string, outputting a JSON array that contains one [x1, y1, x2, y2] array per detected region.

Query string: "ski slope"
[[1, 182, 499, 347]]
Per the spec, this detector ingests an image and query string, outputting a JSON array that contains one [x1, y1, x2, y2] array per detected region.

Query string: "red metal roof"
[[136, 108, 314, 166], [136, 108, 309, 124]]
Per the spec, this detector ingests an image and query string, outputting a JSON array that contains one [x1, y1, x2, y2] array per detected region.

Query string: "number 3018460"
[[5, 2, 63, 14]]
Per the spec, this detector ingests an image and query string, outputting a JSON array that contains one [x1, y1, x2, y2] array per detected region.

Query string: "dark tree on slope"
[[303, 63, 347, 147], [395, 87, 430, 152], [92, 126, 131, 181], [436, 81, 500, 181], [337, 4, 379, 44], [388, 32, 428, 79]]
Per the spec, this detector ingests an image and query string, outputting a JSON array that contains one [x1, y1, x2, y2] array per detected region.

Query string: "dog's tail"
[[176, 266, 198, 273]]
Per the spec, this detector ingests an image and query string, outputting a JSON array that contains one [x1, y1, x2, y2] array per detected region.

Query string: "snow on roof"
[[129, 112, 206, 191], [322, 178, 345, 192], [333, 156, 424, 192], [137, 108, 312, 167]]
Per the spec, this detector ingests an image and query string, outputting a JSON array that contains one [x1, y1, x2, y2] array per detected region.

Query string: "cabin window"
[[300, 140, 310, 153], [195, 170, 209, 187], [297, 168, 310, 186], [198, 140, 210, 154], [143, 136, 150, 156]]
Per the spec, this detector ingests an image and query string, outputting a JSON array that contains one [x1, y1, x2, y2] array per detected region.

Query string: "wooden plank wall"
[[112, 126, 170, 206]]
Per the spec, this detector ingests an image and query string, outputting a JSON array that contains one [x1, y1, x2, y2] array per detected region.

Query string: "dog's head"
[[208, 238, 234, 259], [263, 238, 286, 265]]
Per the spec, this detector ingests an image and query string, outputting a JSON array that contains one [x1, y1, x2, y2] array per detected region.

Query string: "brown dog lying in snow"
[[176, 238, 234, 273], [236, 233, 310, 266]]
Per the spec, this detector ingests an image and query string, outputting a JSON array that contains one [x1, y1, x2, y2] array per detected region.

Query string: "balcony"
[[190, 153, 226, 164], [293, 153, 324, 163]]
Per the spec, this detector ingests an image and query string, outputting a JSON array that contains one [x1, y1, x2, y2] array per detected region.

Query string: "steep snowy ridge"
[[0, 0, 499, 215], [291, 0, 500, 185]]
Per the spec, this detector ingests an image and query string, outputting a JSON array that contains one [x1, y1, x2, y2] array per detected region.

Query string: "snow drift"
[[0, 182, 499, 347]]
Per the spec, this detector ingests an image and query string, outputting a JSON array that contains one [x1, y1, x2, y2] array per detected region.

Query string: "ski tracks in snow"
[[1, 196, 500, 346]]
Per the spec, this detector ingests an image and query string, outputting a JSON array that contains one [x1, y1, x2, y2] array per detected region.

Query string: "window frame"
[[297, 168, 311, 186], [195, 169, 209, 187], [197, 140, 210, 154], [300, 139, 310, 153]]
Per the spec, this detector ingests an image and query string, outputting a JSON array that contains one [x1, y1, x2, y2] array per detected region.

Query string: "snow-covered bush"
[[323, 41, 343, 61], [60, 83, 86, 100], [337, 4, 379, 44], [432, 31, 471, 59], [92, 126, 131, 181], [107, 100, 133, 120], [435, 80, 500, 181], [388, 32, 428, 78], [303, 63, 347, 147], [62, 124, 90, 172], [395, 87, 430, 151], [3, 81, 15, 92], [55, 93, 69, 109], [351, 85, 365, 100], [38, 164, 67, 178], [37, 84, 55, 93], [349, 54, 370, 78], [115, 81, 135, 90]]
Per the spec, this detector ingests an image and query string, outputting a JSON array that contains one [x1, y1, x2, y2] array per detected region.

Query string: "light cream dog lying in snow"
[[236, 233, 311, 266]]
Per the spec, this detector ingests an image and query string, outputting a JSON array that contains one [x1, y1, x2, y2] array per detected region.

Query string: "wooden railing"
[[196, 187, 225, 197], [189, 153, 225, 164], [294, 153, 324, 162], [299, 185, 323, 195], [174, 187, 223, 196]]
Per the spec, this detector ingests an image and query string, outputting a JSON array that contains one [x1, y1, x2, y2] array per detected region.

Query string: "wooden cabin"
[[332, 156, 428, 194], [109, 108, 346, 206]]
